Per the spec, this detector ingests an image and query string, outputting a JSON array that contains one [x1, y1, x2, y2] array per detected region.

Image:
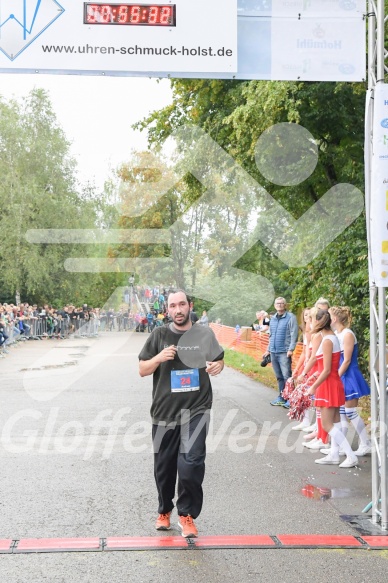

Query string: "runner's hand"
[[158, 345, 177, 363], [206, 361, 223, 376]]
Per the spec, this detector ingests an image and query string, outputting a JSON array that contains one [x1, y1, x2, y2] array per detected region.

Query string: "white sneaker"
[[292, 422, 311, 431], [315, 454, 340, 465], [302, 423, 317, 433], [304, 438, 326, 450], [339, 455, 358, 468], [353, 444, 372, 456], [303, 437, 318, 448], [320, 447, 346, 456]]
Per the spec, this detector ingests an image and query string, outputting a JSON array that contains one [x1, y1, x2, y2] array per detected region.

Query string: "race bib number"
[[171, 369, 200, 393]]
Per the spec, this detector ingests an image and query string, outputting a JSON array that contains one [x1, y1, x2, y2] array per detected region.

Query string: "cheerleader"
[[328, 306, 371, 456], [297, 307, 329, 450], [291, 308, 313, 430], [306, 310, 358, 468]]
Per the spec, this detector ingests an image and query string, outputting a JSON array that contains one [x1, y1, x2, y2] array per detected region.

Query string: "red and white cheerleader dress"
[[314, 334, 345, 408]]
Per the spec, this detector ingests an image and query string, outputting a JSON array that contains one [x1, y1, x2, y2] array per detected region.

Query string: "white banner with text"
[[369, 84, 388, 286]]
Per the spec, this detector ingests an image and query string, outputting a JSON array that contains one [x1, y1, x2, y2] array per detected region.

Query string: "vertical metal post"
[[368, 0, 379, 526], [370, 287, 380, 525], [368, 0, 388, 530], [377, 0, 385, 82], [368, 1, 376, 88]]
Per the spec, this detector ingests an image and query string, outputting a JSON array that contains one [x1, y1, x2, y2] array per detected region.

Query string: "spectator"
[[107, 307, 115, 331], [147, 311, 155, 332], [156, 311, 166, 326], [159, 292, 165, 311], [199, 310, 209, 326], [0, 316, 9, 356], [263, 297, 298, 408], [315, 297, 330, 310], [253, 310, 270, 333], [100, 309, 107, 331], [235, 324, 241, 344], [190, 302, 199, 324]]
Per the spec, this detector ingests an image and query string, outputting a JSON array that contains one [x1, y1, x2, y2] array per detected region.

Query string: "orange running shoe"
[[155, 512, 172, 530], [178, 515, 198, 538]]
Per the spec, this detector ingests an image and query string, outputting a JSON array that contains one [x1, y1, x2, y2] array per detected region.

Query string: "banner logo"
[[0, 0, 65, 61]]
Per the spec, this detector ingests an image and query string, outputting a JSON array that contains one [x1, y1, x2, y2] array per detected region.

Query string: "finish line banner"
[[0, 0, 238, 73], [270, 17, 365, 81], [237, 0, 366, 82], [0, 0, 366, 81]]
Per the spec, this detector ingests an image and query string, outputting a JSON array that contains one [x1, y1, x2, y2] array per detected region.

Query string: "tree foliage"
[[0, 89, 118, 307], [133, 77, 369, 369]]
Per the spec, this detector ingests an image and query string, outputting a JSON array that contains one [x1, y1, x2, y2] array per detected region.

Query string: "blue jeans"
[[271, 352, 292, 396]]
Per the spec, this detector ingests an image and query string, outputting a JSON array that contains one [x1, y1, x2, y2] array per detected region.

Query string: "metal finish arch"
[[366, 0, 388, 530]]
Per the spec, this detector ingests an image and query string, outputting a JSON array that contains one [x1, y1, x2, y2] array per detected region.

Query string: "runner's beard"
[[172, 312, 190, 327]]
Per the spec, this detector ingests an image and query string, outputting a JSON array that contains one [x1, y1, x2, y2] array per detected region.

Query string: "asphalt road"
[[0, 331, 387, 582]]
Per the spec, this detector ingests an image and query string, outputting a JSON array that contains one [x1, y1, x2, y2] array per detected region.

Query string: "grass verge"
[[223, 347, 278, 391]]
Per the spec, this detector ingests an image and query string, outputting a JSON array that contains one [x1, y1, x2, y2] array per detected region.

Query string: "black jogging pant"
[[152, 412, 210, 519]]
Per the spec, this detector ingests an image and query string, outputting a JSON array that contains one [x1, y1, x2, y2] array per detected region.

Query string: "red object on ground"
[[0, 540, 12, 552], [105, 536, 187, 549], [277, 534, 362, 547], [362, 536, 388, 547], [194, 535, 275, 547], [4, 534, 388, 553], [16, 537, 100, 551]]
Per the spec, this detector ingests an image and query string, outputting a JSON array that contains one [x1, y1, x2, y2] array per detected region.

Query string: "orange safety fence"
[[210, 323, 304, 369]]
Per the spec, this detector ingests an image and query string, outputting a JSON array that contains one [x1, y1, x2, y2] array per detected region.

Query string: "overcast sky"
[[0, 73, 173, 188]]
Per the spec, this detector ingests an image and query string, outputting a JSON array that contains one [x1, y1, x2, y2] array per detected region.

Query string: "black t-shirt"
[[57, 310, 69, 320], [138, 324, 224, 424]]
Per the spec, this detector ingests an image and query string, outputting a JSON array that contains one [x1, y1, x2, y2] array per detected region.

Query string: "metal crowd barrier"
[[0, 316, 87, 348], [98, 314, 138, 332], [1, 311, 145, 356], [1, 322, 20, 347], [1, 315, 104, 358], [72, 317, 100, 338]]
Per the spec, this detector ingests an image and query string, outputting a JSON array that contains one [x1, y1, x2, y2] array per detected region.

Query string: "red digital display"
[[84, 3, 176, 26]]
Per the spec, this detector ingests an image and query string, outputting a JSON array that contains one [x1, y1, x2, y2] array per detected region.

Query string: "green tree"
[[135, 78, 369, 369], [0, 89, 118, 307]]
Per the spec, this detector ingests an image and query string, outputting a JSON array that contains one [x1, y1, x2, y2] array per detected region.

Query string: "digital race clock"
[[84, 3, 176, 26]]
